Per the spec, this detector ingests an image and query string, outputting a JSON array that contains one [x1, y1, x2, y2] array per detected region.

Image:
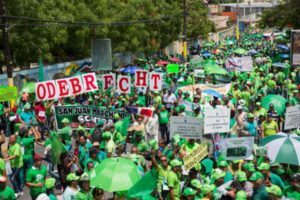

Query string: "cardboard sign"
[[117, 76, 131, 94], [149, 73, 163, 91], [170, 116, 203, 139], [102, 74, 116, 91], [0, 87, 18, 102], [255, 146, 268, 156], [204, 107, 230, 134], [182, 141, 208, 171], [225, 56, 253, 72], [135, 70, 148, 87], [220, 137, 254, 160], [284, 105, 300, 130]]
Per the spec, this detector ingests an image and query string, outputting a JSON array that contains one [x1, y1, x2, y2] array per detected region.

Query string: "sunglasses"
[[161, 160, 168, 162]]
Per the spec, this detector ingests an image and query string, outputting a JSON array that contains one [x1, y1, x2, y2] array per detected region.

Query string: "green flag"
[[120, 116, 130, 136], [38, 59, 45, 82], [125, 171, 157, 200], [167, 64, 179, 73], [51, 133, 68, 164]]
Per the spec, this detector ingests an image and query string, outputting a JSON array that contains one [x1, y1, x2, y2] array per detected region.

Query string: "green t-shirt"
[[75, 188, 93, 200], [59, 126, 72, 145], [124, 154, 146, 166], [240, 91, 251, 106], [19, 137, 35, 160], [167, 171, 181, 200], [182, 142, 200, 153], [0, 187, 15, 200], [268, 80, 276, 89], [131, 139, 149, 152], [277, 72, 285, 83], [270, 172, 285, 189], [154, 165, 171, 193], [252, 184, 269, 200], [283, 186, 300, 200], [112, 131, 124, 145], [0, 158, 5, 176], [159, 111, 169, 125], [292, 97, 300, 106], [229, 98, 237, 106], [0, 104, 4, 115], [232, 89, 241, 100], [105, 139, 116, 154], [262, 120, 278, 136], [8, 143, 23, 168], [255, 108, 267, 117], [154, 96, 162, 105], [26, 165, 48, 197]]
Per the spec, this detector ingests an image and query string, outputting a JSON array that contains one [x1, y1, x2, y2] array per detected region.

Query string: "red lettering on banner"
[[45, 82, 56, 99], [136, 71, 148, 86], [69, 77, 82, 94], [37, 84, 46, 100], [103, 75, 114, 90], [151, 74, 161, 89], [83, 74, 97, 91], [57, 80, 69, 96], [119, 77, 129, 92]]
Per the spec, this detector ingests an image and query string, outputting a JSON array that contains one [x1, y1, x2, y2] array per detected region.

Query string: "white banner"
[[204, 107, 230, 134], [170, 116, 203, 139], [220, 137, 254, 160], [284, 105, 300, 130]]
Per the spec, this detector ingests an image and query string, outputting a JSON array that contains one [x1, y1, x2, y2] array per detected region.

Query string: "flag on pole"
[[126, 107, 153, 117], [51, 133, 68, 164], [38, 59, 45, 82]]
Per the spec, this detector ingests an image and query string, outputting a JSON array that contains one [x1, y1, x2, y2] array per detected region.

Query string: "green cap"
[[149, 140, 158, 150], [53, 99, 58, 102], [244, 163, 256, 172], [23, 105, 30, 109], [236, 191, 247, 200], [293, 90, 298, 93], [79, 173, 89, 181], [88, 98, 93, 102], [45, 178, 56, 189], [154, 91, 160, 94], [71, 97, 75, 100], [201, 184, 215, 195], [249, 172, 264, 181], [247, 113, 254, 118], [277, 168, 285, 175], [172, 134, 181, 143], [213, 169, 226, 181], [257, 163, 270, 171], [102, 99, 108, 102], [266, 185, 282, 196], [183, 187, 197, 196], [219, 160, 228, 167], [135, 131, 143, 136], [237, 171, 247, 182], [232, 160, 240, 164], [170, 159, 182, 168], [67, 173, 80, 181], [96, 121, 104, 126], [191, 179, 202, 189], [114, 113, 120, 119], [270, 162, 279, 167], [103, 131, 111, 139], [256, 102, 261, 106], [180, 104, 186, 110], [61, 118, 70, 123]]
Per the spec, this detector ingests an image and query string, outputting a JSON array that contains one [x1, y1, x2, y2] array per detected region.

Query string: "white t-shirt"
[[163, 93, 176, 108]]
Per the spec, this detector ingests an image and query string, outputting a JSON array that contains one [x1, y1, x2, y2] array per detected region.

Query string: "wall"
[[209, 15, 230, 29]]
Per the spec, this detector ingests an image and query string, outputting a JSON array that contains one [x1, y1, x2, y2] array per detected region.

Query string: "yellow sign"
[[182, 141, 208, 171]]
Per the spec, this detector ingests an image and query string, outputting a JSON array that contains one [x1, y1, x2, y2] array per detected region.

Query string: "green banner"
[[167, 64, 179, 73], [0, 87, 18, 102], [205, 59, 215, 67], [55, 105, 131, 130]]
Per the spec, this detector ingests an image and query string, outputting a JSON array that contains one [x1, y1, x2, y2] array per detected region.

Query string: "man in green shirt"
[[232, 83, 241, 101], [126, 130, 149, 156], [240, 87, 251, 107], [0, 176, 15, 200], [283, 174, 300, 199], [75, 173, 93, 200], [103, 132, 116, 158], [26, 154, 48, 199], [78, 135, 93, 168], [84, 147, 101, 171], [77, 119, 87, 137], [158, 106, 170, 143], [291, 90, 300, 106], [250, 172, 269, 200], [167, 159, 184, 200], [59, 118, 72, 147], [261, 113, 279, 137], [154, 91, 162, 111], [124, 146, 147, 172], [254, 102, 267, 117], [257, 163, 285, 190], [4, 134, 23, 197]]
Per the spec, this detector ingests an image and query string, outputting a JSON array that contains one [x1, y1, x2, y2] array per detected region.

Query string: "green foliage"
[[0, 0, 215, 68]]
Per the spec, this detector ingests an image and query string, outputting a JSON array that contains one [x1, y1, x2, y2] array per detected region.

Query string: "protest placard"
[[292, 31, 300, 66], [0, 87, 18, 102], [255, 146, 268, 156], [194, 69, 204, 77], [167, 64, 179, 73], [220, 137, 254, 160], [284, 105, 300, 130], [225, 56, 253, 72], [170, 116, 203, 139], [54, 105, 131, 130], [182, 141, 208, 171], [204, 107, 230, 134], [205, 59, 215, 66]]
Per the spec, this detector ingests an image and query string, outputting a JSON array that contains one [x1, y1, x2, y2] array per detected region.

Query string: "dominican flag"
[[211, 133, 221, 161], [126, 107, 153, 117], [267, 33, 275, 43]]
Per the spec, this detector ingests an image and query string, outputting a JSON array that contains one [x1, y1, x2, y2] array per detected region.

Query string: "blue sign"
[[239, 21, 245, 32]]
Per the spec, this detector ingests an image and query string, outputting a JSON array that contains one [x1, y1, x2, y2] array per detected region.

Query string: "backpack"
[[91, 127, 103, 144]]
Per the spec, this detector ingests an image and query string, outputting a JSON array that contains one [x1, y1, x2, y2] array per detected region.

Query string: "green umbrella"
[[259, 132, 300, 165], [244, 41, 253, 46], [262, 94, 288, 115], [20, 83, 35, 93], [206, 68, 229, 75], [203, 42, 213, 47], [88, 157, 141, 192], [233, 48, 248, 54], [204, 65, 220, 71], [225, 40, 235, 45]]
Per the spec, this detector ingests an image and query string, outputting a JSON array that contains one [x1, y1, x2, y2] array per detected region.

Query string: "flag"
[[38, 59, 45, 82], [51, 133, 68, 164], [120, 116, 130, 136], [236, 24, 239, 40], [126, 171, 157, 200], [127, 107, 153, 117], [211, 132, 221, 161]]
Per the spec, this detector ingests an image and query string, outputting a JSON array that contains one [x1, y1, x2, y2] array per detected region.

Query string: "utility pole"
[[183, 0, 187, 59], [248, 0, 252, 27], [0, 0, 14, 106]]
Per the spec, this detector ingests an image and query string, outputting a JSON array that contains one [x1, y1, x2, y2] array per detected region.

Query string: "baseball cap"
[[114, 113, 120, 119], [258, 163, 270, 171], [183, 187, 197, 196], [244, 163, 256, 172], [249, 172, 264, 181], [170, 159, 182, 168], [149, 140, 158, 150], [61, 118, 70, 123], [33, 154, 42, 161], [219, 160, 228, 167], [266, 185, 282, 196], [269, 103, 274, 107], [53, 99, 58, 102], [79, 173, 90, 181], [293, 90, 298, 93], [237, 171, 247, 182], [23, 105, 30, 109], [102, 99, 108, 102], [103, 132, 111, 139], [232, 160, 240, 164], [256, 102, 261, 106], [92, 142, 100, 147], [45, 178, 56, 189], [172, 134, 181, 143], [67, 173, 80, 182], [201, 184, 215, 195], [191, 179, 202, 189], [247, 113, 254, 118], [267, 113, 273, 117], [96, 121, 104, 126], [36, 194, 50, 200], [276, 168, 285, 175], [237, 105, 243, 110], [135, 130, 143, 136], [269, 162, 279, 167], [0, 176, 6, 182], [238, 99, 246, 106], [291, 173, 300, 182], [213, 169, 226, 181], [88, 98, 93, 102], [236, 190, 247, 200]]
